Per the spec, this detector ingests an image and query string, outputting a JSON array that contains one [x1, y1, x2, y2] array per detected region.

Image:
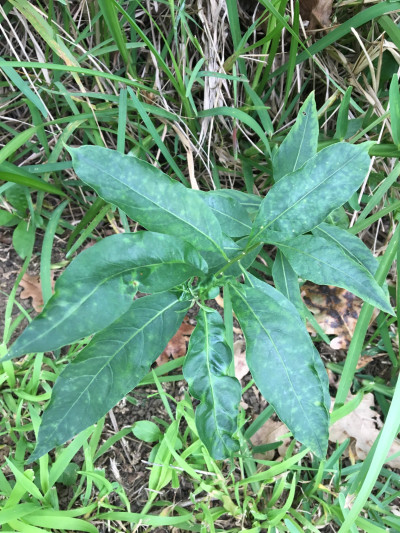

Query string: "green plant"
[[1, 93, 392, 463]]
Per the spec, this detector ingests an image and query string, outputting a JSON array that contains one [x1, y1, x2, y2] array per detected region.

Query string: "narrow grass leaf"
[[230, 279, 329, 457], [96, 511, 194, 527], [40, 200, 68, 306], [68, 146, 226, 262], [335, 225, 400, 406], [5, 232, 205, 360], [198, 107, 271, 156], [250, 142, 371, 245], [0, 58, 48, 117], [390, 74, 400, 148], [279, 235, 393, 314], [98, 0, 133, 76], [334, 87, 353, 141], [269, 2, 400, 81], [0, 167, 66, 196], [30, 293, 189, 460], [183, 307, 241, 459], [23, 513, 98, 533], [5, 460, 43, 500], [0, 504, 41, 525]]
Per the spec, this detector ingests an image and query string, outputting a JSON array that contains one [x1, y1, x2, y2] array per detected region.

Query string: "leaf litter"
[[302, 282, 379, 350], [19, 272, 55, 313], [250, 393, 400, 467]]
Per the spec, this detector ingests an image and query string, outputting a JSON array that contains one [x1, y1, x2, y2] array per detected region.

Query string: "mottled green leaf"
[[272, 250, 304, 315], [202, 189, 262, 219], [68, 146, 226, 261], [249, 142, 371, 245], [29, 292, 189, 461], [198, 190, 252, 237], [312, 222, 378, 275], [5, 231, 206, 361], [230, 278, 329, 457], [273, 92, 318, 182], [183, 307, 241, 459], [279, 235, 393, 314]]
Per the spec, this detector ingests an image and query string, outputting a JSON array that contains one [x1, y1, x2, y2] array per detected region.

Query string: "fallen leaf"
[[250, 419, 291, 460], [302, 283, 364, 350], [19, 272, 55, 313], [355, 354, 375, 370], [329, 393, 400, 467], [299, 0, 333, 29], [156, 315, 194, 366], [234, 339, 250, 380]]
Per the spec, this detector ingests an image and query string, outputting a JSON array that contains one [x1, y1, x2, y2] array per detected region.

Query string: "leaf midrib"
[[231, 284, 324, 456], [279, 241, 384, 305], [202, 311, 227, 451], [15, 258, 197, 354], [40, 297, 181, 446], [314, 225, 376, 273], [85, 157, 225, 254], [253, 148, 362, 242]]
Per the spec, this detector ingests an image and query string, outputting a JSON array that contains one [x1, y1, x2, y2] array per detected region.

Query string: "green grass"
[[1, 0, 400, 531]]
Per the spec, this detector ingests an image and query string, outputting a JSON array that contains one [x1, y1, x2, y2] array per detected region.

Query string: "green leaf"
[[334, 87, 353, 141], [132, 421, 163, 443], [230, 278, 329, 457], [249, 142, 371, 245], [273, 92, 318, 182], [0, 209, 19, 226], [279, 235, 393, 314], [6, 183, 29, 214], [0, 162, 66, 196], [68, 146, 226, 263], [29, 292, 189, 461], [13, 219, 35, 259], [390, 74, 400, 149], [202, 188, 262, 219], [312, 222, 378, 275], [272, 250, 304, 316], [198, 190, 252, 237], [183, 307, 241, 459], [5, 231, 205, 361]]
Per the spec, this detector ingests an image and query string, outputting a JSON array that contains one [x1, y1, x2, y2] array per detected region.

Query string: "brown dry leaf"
[[155, 315, 194, 366], [233, 340, 249, 380], [302, 283, 364, 350], [250, 419, 291, 460], [19, 272, 55, 313], [299, 0, 333, 29], [329, 393, 400, 467]]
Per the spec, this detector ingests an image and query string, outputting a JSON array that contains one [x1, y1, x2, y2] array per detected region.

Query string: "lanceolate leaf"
[[273, 92, 318, 182], [183, 307, 241, 459], [5, 232, 206, 361], [68, 146, 226, 260], [249, 142, 371, 245], [312, 222, 378, 275], [279, 235, 393, 314], [198, 190, 252, 238], [272, 250, 304, 315], [29, 292, 190, 461], [230, 279, 329, 457], [210, 189, 262, 218]]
